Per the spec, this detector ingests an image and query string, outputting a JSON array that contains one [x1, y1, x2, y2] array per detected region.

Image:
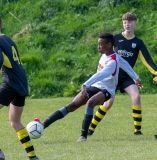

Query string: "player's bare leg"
[[9, 103, 24, 131], [9, 104, 39, 160], [124, 84, 142, 135]]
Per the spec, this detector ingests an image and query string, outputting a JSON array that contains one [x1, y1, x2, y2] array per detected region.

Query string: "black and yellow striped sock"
[[89, 105, 108, 134], [132, 105, 142, 132], [17, 128, 36, 158]]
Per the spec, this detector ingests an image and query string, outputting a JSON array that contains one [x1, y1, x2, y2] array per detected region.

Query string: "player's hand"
[[153, 76, 157, 84], [135, 79, 143, 89], [81, 85, 89, 97], [153, 80, 157, 84]]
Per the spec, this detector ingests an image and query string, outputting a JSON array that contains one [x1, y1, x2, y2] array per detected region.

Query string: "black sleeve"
[[0, 48, 4, 69], [138, 40, 157, 75]]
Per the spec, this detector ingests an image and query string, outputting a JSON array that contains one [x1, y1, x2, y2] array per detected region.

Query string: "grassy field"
[[1, 94, 157, 160]]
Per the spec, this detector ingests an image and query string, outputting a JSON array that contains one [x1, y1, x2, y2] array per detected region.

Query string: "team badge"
[[132, 43, 136, 48]]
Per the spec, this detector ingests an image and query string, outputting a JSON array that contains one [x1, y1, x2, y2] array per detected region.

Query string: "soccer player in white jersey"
[[77, 33, 141, 142], [35, 33, 142, 142], [88, 12, 157, 137]]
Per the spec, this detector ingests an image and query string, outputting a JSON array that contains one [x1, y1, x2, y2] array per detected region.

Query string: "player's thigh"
[[125, 84, 141, 106], [124, 84, 139, 97], [88, 92, 105, 107], [118, 76, 135, 93], [67, 92, 88, 110], [9, 104, 24, 123], [9, 96, 25, 122], [88, 89, 111, 107]]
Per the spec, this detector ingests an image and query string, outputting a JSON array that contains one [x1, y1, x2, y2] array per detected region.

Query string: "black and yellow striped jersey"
[[0, 34, 28, 96], [114, 32, 157, 78]]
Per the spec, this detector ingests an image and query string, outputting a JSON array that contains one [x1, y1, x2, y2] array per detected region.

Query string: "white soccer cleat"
[[77, 136, 87, 142]]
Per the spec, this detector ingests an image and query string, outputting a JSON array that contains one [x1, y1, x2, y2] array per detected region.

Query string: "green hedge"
[[1, 0, 157, 98]]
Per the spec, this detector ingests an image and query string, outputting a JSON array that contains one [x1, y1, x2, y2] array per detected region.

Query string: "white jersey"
[[84, 52, 139, 97]]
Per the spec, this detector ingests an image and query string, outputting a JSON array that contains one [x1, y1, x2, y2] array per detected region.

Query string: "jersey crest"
[[132, 43, 136, 48]]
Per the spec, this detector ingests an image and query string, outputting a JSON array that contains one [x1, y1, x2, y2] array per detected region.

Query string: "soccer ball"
[[26, 120, 44, 139]]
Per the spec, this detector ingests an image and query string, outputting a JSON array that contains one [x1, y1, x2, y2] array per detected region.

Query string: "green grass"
[[1, 94, 157, 159]]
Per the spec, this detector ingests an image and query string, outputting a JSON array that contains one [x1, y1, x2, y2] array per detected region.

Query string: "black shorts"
[[117, 71, 135, 93], [0, 83, 26, 107], [86, 86, 111, 102]]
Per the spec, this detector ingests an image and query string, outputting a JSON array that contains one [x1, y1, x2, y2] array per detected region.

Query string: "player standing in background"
[[36, 33, 142, 142], [88, 12, 157, 137], [0, 17, 39, 160]]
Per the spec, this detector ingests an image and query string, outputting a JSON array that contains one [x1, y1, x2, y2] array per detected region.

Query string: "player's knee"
[[66, 103, 78, 112], [104, 99, 114, 109], [10, 121, 21, 131], [133, 93, 140, 101], [87, 98, 96, 107], [10, 121, 17, 129], [131, 93, 141, 104]]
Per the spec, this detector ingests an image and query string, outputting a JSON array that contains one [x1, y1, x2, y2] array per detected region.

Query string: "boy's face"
[[98, 38, 111, 54], [122, 20, 136, 32]]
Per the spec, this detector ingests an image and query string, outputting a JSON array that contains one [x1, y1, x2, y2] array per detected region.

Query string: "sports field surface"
[[1, 94, 157, 160]]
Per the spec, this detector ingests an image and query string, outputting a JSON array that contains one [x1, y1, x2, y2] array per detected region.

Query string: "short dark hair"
[[99, 32, 115, 46]]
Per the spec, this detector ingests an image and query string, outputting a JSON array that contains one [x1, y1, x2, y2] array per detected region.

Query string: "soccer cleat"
[[0, 150, 5, 160], [77, 136, 87, 142], [28, 156, 39, 160], [87, 129, 94, 136], [154, 134, 157, 140], [134, 131, 143, 135]]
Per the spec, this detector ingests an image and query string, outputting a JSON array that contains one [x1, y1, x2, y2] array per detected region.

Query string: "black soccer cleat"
[[87, 129, 94, 136], [154, 134, 157, 140], [134, 131, 143, 135], [28, 156, 39, 160]]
